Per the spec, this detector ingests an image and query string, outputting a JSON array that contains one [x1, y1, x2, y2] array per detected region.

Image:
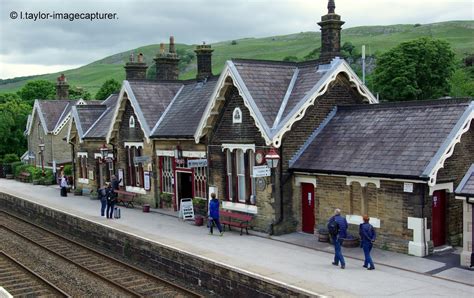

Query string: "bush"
[[63, 164, 73, 176], [11, 161, 25, 177], [231, 40, 237, 45], [3, 153, 19, 163]]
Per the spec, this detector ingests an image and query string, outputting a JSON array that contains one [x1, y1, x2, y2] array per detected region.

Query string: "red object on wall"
[[301, 183, 315, 234], [432, 190, 446, 247]]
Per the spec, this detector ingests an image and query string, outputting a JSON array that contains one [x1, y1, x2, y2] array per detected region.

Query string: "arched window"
[[129, 116, 135, 128], [233, 107, 242, 124]]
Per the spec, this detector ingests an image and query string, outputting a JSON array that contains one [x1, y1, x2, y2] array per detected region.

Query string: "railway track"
[[0, 251, 69, 297], [0, 211, 202, 297]]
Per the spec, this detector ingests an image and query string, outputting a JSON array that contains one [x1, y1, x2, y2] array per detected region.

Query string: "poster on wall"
[[118, 169, 124, 186], [144, 171, 151, 191]]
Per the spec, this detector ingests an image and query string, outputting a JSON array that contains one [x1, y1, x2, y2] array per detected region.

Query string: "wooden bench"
[[219, 210, 253, 235], [114, 190, 137, 208], [17, 171, 31, 183]]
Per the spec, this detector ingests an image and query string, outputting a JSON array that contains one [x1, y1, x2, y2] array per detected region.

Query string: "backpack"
[[328, 219, 339, 237]]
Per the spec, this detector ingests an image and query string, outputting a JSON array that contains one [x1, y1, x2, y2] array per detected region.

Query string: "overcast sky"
[[0, 0, 472, 79]]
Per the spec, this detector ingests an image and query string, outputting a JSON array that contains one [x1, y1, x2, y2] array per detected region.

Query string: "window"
[[193, 163, 207, 199], [79, 156, 88, 179], [249, 150, 256, 198], [226, 149, 233, 200], [129, 116, 135, 128], [126, 146, 143, 187], [232, 107, 242, 124], [161, 156, 174, 193], [236, 149, 246, 203]]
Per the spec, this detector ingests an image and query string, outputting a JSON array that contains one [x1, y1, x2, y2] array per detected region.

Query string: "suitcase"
[[114, 207, 121, 219]]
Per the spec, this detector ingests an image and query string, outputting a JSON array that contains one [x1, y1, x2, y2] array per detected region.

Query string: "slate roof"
[[83, 94, 119, 139], [75, 105, 107, 134], [37, 100, 71, 131], [127, 81, 182, 132], [290, 99, 473, 180], [151, 77, 219, 138], [455, 164, 474, 196]]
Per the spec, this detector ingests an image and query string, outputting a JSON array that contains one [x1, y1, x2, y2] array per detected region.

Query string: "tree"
[[0, 93, 20, 104], [450, 68, 474, 98], [69, 86, 92, 100], [373, 37, 455, 101], [95, 79, 121, 100], [17, 80, 55, 104], [341, 42, 356, 57], [303, 47, 321, 61], [0, 99, 31, 157]]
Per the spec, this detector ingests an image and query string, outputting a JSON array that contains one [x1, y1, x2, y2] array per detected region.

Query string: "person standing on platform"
[[208, 193, 223, 236], [328, 208, 348, 269], [60, 174, 68, 197], [98, 183, 108, 217], [106, 183, 116, 219], [359, 215, 376, 270]]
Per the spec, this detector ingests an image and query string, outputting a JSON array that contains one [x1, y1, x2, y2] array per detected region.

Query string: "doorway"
[[432, 190, 447, 247], [301, 183, 315, 234], [176, 171, 193, 210]]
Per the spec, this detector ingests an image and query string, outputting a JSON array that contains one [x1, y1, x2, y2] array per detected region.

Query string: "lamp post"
[[99, 144, 110, 186], [38, 143, 45, 176], [100, 143, 109, 160]]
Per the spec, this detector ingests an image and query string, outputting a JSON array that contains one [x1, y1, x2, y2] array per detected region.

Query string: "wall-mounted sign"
[[175, 158, 186, 166], [256, 177, 266, 191], [404, 182, 413, 193], [134, 156, 150, 164], [144, 171, 151, 191], [88, 170, 94, 180], [188, 159, 208, 168], [253, 165, 271, 177]]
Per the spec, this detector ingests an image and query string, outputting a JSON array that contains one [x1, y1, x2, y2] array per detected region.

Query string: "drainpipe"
[[466, 197, 474, 267], [421, 184, 427, 256], [152, 141, 159, 208], [68, 140, 75, 189]]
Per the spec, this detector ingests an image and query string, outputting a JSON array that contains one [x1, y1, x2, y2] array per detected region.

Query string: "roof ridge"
[[231, 58, 298, 66], [338, 98, 473, 111]]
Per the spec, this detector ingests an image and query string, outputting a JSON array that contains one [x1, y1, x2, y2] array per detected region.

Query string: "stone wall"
[[0, 193, 317, 297]]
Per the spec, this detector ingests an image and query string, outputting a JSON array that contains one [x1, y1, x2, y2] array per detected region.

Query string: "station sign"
[[253, 165, 271, 177], [188, 159, 208, 168]]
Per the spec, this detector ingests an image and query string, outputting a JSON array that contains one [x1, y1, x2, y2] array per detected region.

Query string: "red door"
[[301, 183, 315, 234], [432, 190, 446, 247]]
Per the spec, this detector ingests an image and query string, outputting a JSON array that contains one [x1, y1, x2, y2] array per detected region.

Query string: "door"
[[301, 183, 315, 234], [432, 190, 446, 247], [176, 172, 193, 210]]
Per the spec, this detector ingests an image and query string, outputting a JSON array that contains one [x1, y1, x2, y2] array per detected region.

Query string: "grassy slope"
[[1, 21, 472, 96]]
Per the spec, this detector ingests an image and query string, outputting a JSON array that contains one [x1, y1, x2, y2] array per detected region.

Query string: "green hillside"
[[1, 21, 472, 96]]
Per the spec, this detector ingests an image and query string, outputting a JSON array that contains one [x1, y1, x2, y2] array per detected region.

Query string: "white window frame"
[[232, 107, 242, 124], [226, 149, 233, 200], [161, 156, 174, 194], [193, 164, 207, 199], [236, 149, 246, 203], [129, 116, 136, 128]]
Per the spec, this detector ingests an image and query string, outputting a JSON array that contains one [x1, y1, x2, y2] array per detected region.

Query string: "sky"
[[0, 0, 472, 79]]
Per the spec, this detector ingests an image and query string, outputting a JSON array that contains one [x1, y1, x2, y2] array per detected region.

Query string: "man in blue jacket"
[[359, 215, 376, 270], [328, 208, 348, 269], [208, 193, 223, 236]]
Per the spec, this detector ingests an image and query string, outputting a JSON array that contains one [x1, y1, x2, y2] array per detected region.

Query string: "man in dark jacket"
[[208, 193, 223, 236], [328, 208, 348, 269], [98, 183, 108, 217], [359, 215, 376, 270]]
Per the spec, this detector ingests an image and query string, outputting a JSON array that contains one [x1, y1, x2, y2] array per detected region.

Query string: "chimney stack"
[[124, 52, 148, 80], [318, 0, 345, 64], [56, 74, 69, 100], [154, 36, 180, 81], [195, 42, 213, 81]]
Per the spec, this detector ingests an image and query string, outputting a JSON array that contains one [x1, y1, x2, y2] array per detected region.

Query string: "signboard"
[[404, 182, 413, 193], [188, 159, 208, 168], [253, 165, 271, 177], [134, 156, 150, 164], [179, 198, 195, 220], [144, 171, 151, 191], [88, 170, 94, 180], [118, 169, 124, 186]]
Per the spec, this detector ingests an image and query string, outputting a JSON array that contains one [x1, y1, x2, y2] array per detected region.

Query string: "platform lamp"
[[265, 147, 280, 169], [99, 143, 109, 161], [38, 142, 45, 176]]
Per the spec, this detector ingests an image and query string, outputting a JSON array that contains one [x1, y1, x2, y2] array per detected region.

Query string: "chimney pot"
[[195, 42, 213, 81]]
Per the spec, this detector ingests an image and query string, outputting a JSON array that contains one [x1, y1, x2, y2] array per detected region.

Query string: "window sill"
[[78, 178, 89, 184], [125, 186, 146, 194], [222, 201, 258, 214]]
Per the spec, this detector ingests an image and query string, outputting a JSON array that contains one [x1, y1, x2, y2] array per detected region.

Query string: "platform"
[[0, 179, 473, 297]]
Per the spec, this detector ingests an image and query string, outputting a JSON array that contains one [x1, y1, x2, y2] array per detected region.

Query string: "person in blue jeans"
[[328, 208, 348, 269], [105, 183, 115, 219], [359, 215, 376, 270], [98, 183, 108, 217], [208, 193, 223, 236]]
